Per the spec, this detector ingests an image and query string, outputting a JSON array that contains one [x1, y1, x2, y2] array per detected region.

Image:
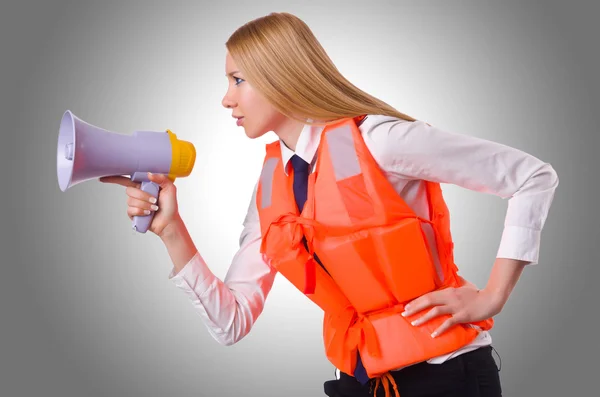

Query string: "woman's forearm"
[[159, 214, 198, 276], [484, 257, 529, 309]]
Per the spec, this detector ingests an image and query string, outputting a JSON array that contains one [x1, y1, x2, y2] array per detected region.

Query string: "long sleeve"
[[167, 182, 277, 345], [365, 118, 559, 265]]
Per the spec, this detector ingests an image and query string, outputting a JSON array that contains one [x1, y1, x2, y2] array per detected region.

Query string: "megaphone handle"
[[132, 181, 160, 233]]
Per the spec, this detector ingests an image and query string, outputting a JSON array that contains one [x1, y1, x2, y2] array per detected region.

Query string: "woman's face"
[[222, 51, 287, 139]]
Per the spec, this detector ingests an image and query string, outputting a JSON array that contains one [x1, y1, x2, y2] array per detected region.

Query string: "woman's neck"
[[275, 118, 305, 152]]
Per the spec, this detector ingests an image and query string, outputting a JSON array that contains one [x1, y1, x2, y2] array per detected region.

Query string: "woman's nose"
[[222, 92, 236, 109]]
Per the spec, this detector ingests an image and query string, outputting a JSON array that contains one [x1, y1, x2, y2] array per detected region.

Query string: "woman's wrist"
[[159, 213, 184, 242], [483, 257, 529, 310], [159, 213, 198, 275]]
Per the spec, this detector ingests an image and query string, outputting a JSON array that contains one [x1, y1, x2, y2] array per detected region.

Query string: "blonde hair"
[[225, 12, 417, 126]]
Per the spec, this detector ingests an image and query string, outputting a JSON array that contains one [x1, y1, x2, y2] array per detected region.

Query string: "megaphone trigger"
[[131, 173, 160, 233]]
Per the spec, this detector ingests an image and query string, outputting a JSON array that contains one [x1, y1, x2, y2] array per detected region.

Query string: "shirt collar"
[[280, 119, 325, 175]]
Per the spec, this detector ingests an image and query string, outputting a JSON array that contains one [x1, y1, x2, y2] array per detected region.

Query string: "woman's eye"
[[234, 77, 244, 86]]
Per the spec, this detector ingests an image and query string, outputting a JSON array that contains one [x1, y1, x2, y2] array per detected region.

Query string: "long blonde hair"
[[225, 12, 417, 126]]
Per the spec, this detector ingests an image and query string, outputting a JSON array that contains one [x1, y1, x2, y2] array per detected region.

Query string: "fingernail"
[[144, 210, 151, 215], [431, 332, 438, 338], [411, 320, 420, 326], [149, 197, 157, 204], [148, 172, 153, 177], [151, 205, 158, 211], [401, 311, 409, 317]]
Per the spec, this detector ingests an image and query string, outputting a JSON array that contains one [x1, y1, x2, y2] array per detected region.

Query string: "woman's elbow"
[[544, 163, 559, 191], [213, 327, 251, 347]]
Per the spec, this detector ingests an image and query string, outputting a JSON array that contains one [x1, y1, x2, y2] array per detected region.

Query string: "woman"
[[100, 12, 558, 397]]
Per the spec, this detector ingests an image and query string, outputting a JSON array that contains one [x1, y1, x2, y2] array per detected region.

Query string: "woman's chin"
[[244, 128, 267, 139]]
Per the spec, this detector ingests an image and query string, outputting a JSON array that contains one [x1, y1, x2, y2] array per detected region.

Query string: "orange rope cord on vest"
[[372, 371, 400, 397]]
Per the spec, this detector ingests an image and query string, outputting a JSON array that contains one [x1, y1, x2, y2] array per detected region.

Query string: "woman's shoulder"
[[359, 114, 422, 134], [356, 114, 432, 159], [363, 113, 420, 124]]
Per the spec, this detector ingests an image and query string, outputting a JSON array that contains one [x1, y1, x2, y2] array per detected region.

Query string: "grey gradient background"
[[1, 1, 597, 396]]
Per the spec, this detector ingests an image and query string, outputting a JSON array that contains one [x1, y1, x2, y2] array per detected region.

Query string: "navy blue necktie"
[[289, 154, 370, 386], [291, 154, 310, 213], [290, 154, 314, 257]]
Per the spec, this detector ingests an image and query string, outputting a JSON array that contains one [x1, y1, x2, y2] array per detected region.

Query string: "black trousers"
[[324, 346, 502, 397]]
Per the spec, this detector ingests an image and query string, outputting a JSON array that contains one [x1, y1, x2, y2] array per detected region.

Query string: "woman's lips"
[[236, 117, 244, 126]]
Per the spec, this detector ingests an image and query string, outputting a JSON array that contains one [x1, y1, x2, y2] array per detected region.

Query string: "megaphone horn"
[[56, 110, 196, 233]]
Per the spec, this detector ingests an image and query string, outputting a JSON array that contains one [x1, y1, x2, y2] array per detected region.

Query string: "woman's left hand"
[[401, 277, 505, 338]]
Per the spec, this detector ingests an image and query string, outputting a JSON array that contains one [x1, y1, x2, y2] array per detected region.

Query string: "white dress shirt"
[[167, 115, 559, 373]]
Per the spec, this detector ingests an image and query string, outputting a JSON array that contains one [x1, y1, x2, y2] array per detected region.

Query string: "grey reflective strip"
[[422, 223, 445, 283], [260, 157, 278, 208], [326, 125, 361, 180]]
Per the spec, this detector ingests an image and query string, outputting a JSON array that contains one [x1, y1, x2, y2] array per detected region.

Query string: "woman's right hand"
[[99, 172, 179, 237]]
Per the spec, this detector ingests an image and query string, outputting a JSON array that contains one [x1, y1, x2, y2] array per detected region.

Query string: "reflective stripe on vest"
[[260, 157, 278, 209], [326, 123, 376, 222], [326, 125, 361, 180]]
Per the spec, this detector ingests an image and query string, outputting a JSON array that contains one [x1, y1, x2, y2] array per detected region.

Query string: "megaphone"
[[56, 110, 196, 233]]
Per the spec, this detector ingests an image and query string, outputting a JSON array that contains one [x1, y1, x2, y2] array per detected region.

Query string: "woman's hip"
[[329, 346, 502, 397]]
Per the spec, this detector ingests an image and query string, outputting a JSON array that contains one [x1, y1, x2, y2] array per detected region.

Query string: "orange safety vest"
[[257, 115, 493, 391]]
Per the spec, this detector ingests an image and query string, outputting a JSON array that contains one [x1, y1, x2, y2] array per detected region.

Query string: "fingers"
[[431, 312, 468, 338], [402, 289, 450, 317], [99, 176, 140, 188], [127, 196, 159, 213], [127, 199, 159, 220], [99, 174, 168, 223], [410, 305, 453, 327], [125, 185, 159, 221], [125, 185, 158, 204]]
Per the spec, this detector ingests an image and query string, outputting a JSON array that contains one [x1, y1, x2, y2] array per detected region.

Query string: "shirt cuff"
[[167, 251, 216, 294], [496, 225, 541, 265]]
